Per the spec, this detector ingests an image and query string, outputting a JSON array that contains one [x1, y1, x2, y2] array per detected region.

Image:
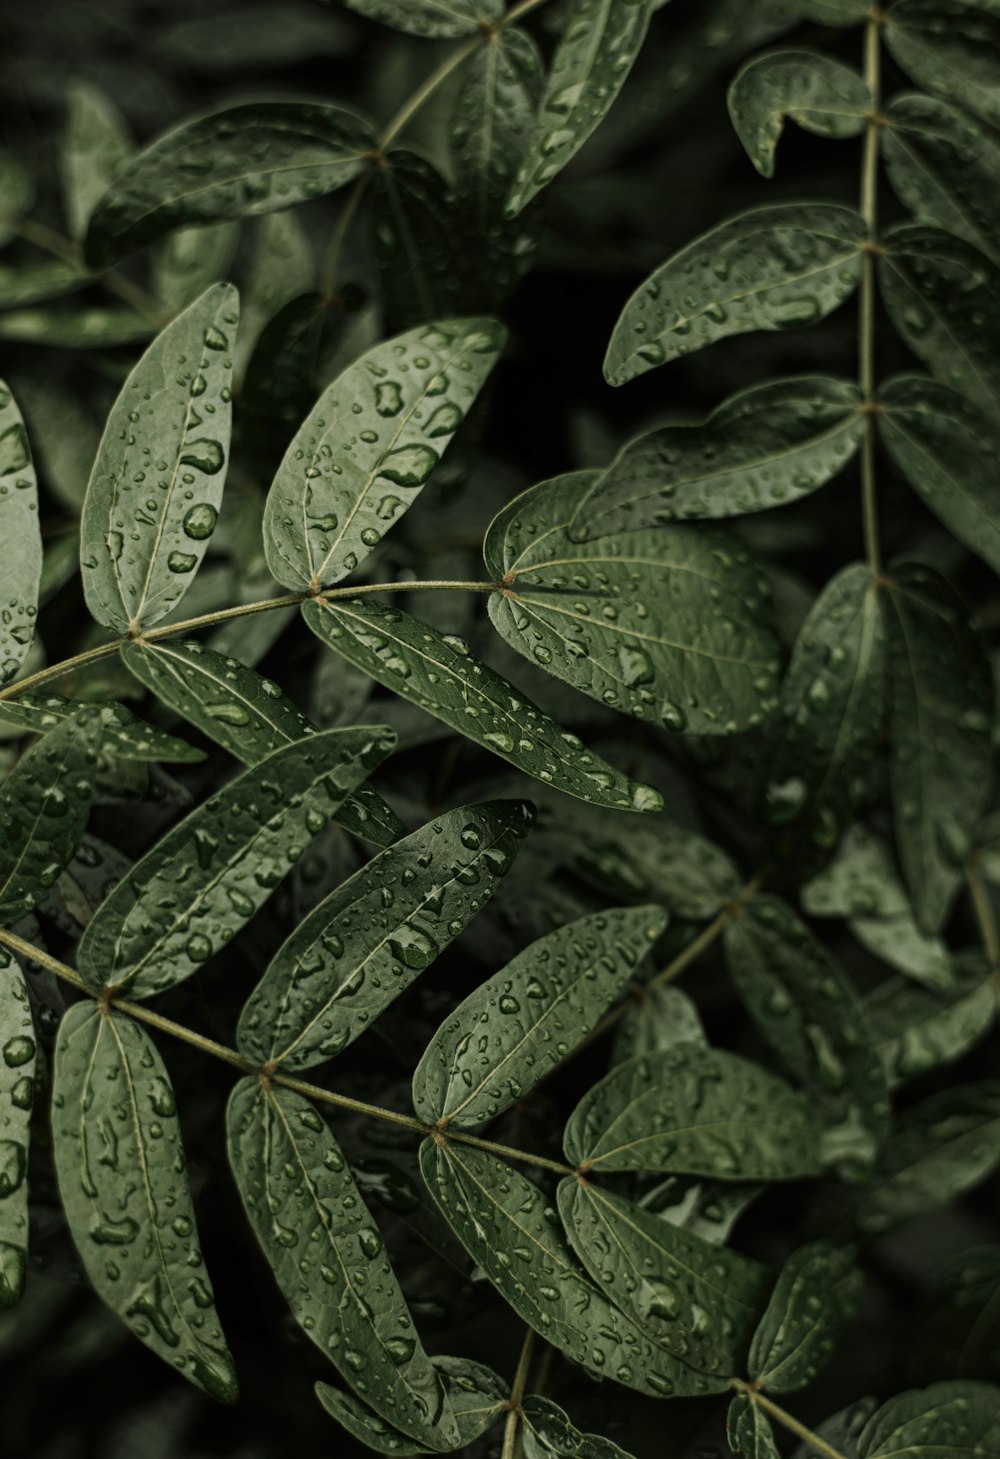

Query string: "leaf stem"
[[730, 1380, 849, 1459], [501, 1328, 536, 1459], [859, 11, 882, 576], [966, 854, 1000, 979]]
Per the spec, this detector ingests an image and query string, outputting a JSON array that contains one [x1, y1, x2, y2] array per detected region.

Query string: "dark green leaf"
[[451, 27, 542, 218], [790, 1400, 877, 1459], [794, 0, 868, 19], [345, 0, 501, 38], [60, 81, 132, 241], [522, 1394, 636, 1459], [728, 1393, 781, 1459], [0, 380, 41, 685], [728, 50, 869, 178], [0, 260, 89, 309], [613, 985, 707, 1062], [52, 1003, 236, 1401], [0, 307, 153, 347], [907, 1249, 1000, 1384], [153, 222, 239, 313], [748, 1242, 862, 1393], [0, 150, 32, 249], [317, 1356, 507, 1454], [237, 800, 532, 1071], [0, 694, 203, 764], [864, 959, 997, 1085], [79, 283, 237, 633], [0, 947, 34, 1307], [371, 153, 470, 331], [604, 204, 865, 385], [886, 2, 1000, 131], [240, 293, 325, 475], [858, 1381, 1000, 1459]]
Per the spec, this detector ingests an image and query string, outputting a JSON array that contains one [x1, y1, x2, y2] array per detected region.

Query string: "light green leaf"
[[79, 283, 237, 634], [0, 706, 102, 923], [882, 95, 1000, 265], [885, 563, 993, 934], [0, 947, 34, 1307], [345, 0, 502, 37], [880, 225, 1000, 417], [858, 1382, 1000, 1459], [604, 204, 865, 385], [412, 905, 666, 1130], [522, 1395, 636, 1459], [76, 726, 394, 999], [724, 896, 889, 1179], [886, 2, 1000, 131], [227, 1078, 458, 1448], [507, 0, 656, 215], [418, 1137, 690, 1398], [263, 318, 504, 592], [569, 378, 865, 538], [154, 222, 239, 313], [0, 694, 203, 764], [559, 1181, 770, 1387], [728, 1393, 781, 1459], [120, 638, 404, 847], [0, 260, 89, 309], [759, 563, 886, 850], [85, 103, 375, 267], [317, 1356, 507, 1455], [485, 470, 782, 736], [0, 381, 41, 685], [880, 375, 1000, 575], [864, 959, 997, 1085], [61, 81, 132, 240], [748, 1242, 862, 1393], [0, 307, 153, 347], [302, 596, 662, 812], [613, 984, 707, 1062], [855, 1082, 1000, 1234], [728, 51, 870, 178], [237, 800, 532, 1072], [564, 1046, 821, 1180], [52, 1003, 236, 1401]]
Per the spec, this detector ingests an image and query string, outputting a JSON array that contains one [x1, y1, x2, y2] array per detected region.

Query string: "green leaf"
[[52, 1002, 236, 1401], [613, 984, 707, 1062], [263, 318, 504, 592], [0, 706, 102, 923], [0, 947, 34, 1308], [153, 222, 239, 314], [0, 260, 89, 309], [886, 2, 1000, 131], [451, 27, 542, 220], [344, 0, 502, 38], [234, 210, 314, 380], [748, 1242, 862, 1393], [240, 293, 325, 475], [0, 694, 203, 764], [0, 149, 35, 249], [793, 0, 868, 20], [226, 1077, 458, 1448], [728, 1393, 781, 1459], [724, 896, 889, 1179], [485, 470, 782, 736], [0, 307, 153, 348], [568, 378, 865, 537], [302, 596, 662, 812], [317, 1357, 507, 1455], [84, 103, 375, 267], [75, 726, 394, 999], [727, 50, 870, 178], [120, 638, 404, 847], [758, 563, 886, 851], [507, 0, 656, 215], [880, 225, 1000, 417], [884, 563, 993, 934], [60, 81, 132, 241], [79, 283, 238, 634], [418, 1137, 689, 1398], [0, 381, 42, 685], [858, 1382, 1000, 1459], [880, 375, 1000, 575], [790, 1400, 877, 1459], [881, 95, 1000, 265], [237, 800, 532, 1072], [558, 1181, 771, 1387], [907, 1249, 1000, 1384], [412, 905, 666, 1129], [370, 154, 470, 332], [564, 1046, 822, 1180], [854, 1082, 1000, 1235], [864, 959, 997, 1085], [604, 204, 865, 385], [522, 1395, 636, 1459]]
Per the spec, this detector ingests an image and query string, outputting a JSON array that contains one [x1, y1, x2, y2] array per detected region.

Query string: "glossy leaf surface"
[[0, 947, 34, 1307], [748, 1242, 862, 1393], [728, 50, 869, 177], [0, 380, 42, 685]]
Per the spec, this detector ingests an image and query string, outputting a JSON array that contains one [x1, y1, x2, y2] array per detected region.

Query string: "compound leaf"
[[748, 1242, 862, 1393], [728, 50, 870, 178], [0, 380, 42, 685]]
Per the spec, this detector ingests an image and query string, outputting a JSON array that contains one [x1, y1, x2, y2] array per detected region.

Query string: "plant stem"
[[966, 855, 1000, 979], [730, 1381, 849, 1459], [859, 11, 882, 576], [501, 1328, 536, 1459], [0, 578, 501, 703]]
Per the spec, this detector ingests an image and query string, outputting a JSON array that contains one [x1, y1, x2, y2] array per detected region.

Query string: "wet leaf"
[[604, 204, 865, 385], [857, 1381, 1000, 1459], [85, 103, 375, 267], [52, 1003, 236, 1401], [413, 905, 666, 1129], [728, 50, 870, 178], [345, 0, 501, 37], [227, 1078, 458, 1447], [451, 26, 542, 224], [0, 947, 34, 1307], [0, 380, 41, 685], [884, 563, 993, 934], [79, 283, 237, 633], [317, 1356, 507, 1454], [485, 470, 782, 736], [559, 1180, 771, 1386], [153, 222, 239, 313], [303, 596, 662, 811], [522, 1394, 636, 1459], [864, 958, 997, 1085], [76, 726, 395, 1000], [790, 1400, 877, 1459], [748, 1242, 862, 1393], [613, 984, 707, 1062], [0, 706, 103, 923], [886, 2, 1000, 131], [0, 694, 203, 764], [237, 800, 532, 1071], [60, 81, 132, 240], [263, 318, 504, 591], [564, 1046, 821, 1180], [728, 1393, 781, 1459]]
